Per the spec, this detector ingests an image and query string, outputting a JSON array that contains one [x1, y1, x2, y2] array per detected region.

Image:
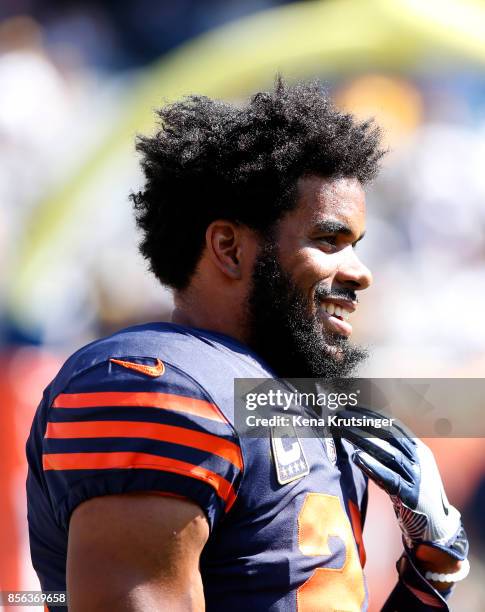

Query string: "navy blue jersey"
[[26, 323, 450, 611]]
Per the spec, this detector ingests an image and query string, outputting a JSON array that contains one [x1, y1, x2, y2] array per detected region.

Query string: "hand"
[[335, 407, 468, 562]]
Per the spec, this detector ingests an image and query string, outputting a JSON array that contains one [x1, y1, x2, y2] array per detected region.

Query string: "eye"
[[317, 236, 337, 246], [316, 236, 338, 251]]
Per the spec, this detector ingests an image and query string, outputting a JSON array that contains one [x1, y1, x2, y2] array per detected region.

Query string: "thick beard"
[[246, 242, 368, 378]]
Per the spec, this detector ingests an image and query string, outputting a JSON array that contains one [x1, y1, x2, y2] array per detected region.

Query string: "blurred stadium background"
[[1, 0, 484, 609]]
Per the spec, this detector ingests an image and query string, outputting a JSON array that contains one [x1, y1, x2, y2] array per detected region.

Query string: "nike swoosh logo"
[[110, 358, 165, 377], [441, 492, 449, 516]]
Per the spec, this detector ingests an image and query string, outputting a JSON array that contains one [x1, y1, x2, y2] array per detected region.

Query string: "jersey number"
[[297, 493, 365, 612]]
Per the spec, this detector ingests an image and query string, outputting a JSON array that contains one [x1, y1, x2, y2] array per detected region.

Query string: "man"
[[27, 79, 468, 611]]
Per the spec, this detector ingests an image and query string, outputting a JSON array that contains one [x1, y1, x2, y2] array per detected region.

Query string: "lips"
[[319, 300, 355, 337]]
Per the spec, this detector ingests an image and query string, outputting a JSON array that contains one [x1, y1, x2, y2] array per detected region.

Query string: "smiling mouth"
[[321, 301, 353, 321], [319, 300, 355, 337]]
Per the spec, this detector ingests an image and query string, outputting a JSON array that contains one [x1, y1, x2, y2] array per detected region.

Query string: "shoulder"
[[51, 322, 271, 391], [34, 322, 256, 532], [45, 322, 273, 427]]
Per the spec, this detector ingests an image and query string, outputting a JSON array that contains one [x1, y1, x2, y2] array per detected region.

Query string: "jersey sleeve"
[[41, 357, 243, 532]]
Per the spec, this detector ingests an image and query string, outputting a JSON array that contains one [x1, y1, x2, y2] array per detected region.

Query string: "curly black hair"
[[131, 78, 384, 290]]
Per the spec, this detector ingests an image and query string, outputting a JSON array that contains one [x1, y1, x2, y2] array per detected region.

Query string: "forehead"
[[293, 175, 366, 227]]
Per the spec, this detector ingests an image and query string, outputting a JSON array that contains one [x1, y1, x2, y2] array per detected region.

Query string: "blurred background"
[[1, 0, 484, 609]]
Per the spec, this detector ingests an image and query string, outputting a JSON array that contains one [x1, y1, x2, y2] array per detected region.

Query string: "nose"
[[335, 248, 373, 291]]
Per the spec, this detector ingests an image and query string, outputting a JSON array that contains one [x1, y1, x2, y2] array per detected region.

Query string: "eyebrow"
[[313, 220, 366, 243]]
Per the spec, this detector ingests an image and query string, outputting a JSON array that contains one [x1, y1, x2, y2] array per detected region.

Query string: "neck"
[[171, 293, 248, 346]]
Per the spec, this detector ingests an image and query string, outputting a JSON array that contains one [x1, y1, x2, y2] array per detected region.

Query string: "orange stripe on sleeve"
[[42, 452, 237, 511], [52, 391, 227, 423], [45, 420, 243, 471]]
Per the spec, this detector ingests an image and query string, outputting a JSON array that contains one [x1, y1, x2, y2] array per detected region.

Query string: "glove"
[[334, 406, 468, 560]]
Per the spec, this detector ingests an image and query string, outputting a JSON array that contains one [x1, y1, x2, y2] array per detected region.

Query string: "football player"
[[27, 79, 467, 611]]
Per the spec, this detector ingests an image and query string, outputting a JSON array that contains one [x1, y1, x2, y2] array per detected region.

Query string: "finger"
[[335, 407, 416, 460], [343, 429, 415, 483], [350, 404, 414, 438], [352, 449, 400, 495], [337, 405, 413, 441]]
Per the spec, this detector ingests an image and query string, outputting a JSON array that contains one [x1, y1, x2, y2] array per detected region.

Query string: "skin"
[[68, 175, 458, 609], [68, 493, 209, 611], [271, 175, 371, 345], [173, 175, 372, 345]]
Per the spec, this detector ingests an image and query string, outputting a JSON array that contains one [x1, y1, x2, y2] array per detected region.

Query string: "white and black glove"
[[336, 406, 468, 560]]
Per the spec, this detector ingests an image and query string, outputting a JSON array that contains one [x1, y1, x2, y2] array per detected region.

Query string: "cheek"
[[284, 248, 336, 293]]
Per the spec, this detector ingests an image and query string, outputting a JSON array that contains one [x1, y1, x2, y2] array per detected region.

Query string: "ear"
[[205, 220, 244, 280]]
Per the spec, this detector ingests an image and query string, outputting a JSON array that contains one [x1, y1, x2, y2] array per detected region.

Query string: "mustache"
[[314, 285, 358, 304]]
